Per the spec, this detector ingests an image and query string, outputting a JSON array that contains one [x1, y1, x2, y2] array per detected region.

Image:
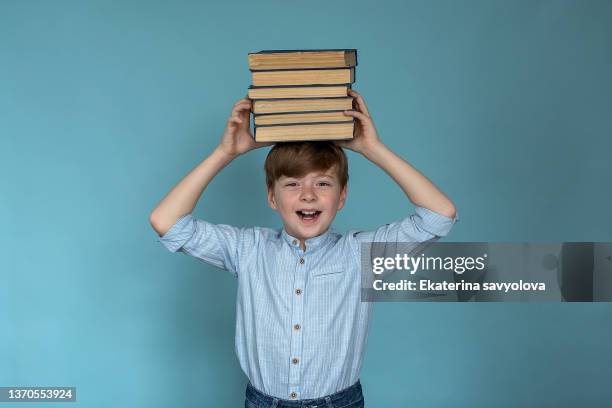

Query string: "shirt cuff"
[[157, 213, 195, 252], [414, 206, 459, 237]]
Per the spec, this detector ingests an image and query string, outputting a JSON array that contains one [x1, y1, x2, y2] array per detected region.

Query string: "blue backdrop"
[[2, 0, 612, 406]]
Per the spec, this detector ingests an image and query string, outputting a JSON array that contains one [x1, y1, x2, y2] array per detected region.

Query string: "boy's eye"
[[285, 182, 298, 187], [317, 182, 331, 187]]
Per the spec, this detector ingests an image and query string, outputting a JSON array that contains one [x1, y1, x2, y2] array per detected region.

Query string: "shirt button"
[[290, 392, 297, 399], [294, 324, 301, 330], [292, 239, 298, 245], [299, 258, 305, 264], [295, 288, 302, 295], [291, 357, 299, 364]]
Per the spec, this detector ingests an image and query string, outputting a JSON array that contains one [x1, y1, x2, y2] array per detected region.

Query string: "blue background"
[[2, 0, 612, 406]]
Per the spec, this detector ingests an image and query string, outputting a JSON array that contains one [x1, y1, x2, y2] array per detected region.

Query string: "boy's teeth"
[[297, 210, 320, 220]]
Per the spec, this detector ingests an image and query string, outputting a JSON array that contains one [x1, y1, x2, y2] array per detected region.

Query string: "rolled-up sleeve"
[[157, 213, 246, 277], [353, 206, 459, 243], [409, 206, 458, 239], [351, 207, 459, 271]]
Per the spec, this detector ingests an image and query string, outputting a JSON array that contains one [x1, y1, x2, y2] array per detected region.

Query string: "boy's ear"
[[337, 185, 348, 211], [267, 187, 278, 210]]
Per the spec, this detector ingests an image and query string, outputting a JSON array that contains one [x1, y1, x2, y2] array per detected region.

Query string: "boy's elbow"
[[149, 210, 169, 237], [439, 203, 457, 220]]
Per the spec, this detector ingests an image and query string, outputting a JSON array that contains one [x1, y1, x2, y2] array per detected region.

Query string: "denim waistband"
[[245, 380, 363, 408]]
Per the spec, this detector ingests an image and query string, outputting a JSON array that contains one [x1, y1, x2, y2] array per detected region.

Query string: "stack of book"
[[247, 49, 357, 142]]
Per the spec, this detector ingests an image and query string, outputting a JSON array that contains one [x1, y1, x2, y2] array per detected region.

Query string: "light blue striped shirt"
[[157, 206, 457, 399]]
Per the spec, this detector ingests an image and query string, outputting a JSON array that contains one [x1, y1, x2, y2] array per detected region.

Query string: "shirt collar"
[[281, 227, 334, 251]]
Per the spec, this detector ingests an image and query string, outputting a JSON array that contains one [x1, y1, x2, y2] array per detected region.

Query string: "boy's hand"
[[218, 97, 272, 158], [337, 89, 383, 155]]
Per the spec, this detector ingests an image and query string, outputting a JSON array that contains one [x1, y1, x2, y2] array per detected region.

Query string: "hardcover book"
[[246, 48, 358, 142], [251, 68, 354, 87], [254, 122, 354, 142], [248, 85, 350, 100], [248, 49, 357, 70], [254, 111, 352, 126], [252, 97, 353, 115]]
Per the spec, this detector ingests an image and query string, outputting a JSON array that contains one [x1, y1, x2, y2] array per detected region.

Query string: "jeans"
[[245, 380, 365, 408]]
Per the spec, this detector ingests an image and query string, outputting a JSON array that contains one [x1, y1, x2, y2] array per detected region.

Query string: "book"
[[252, 97, 353, 114], [251, 68, 354, 87], [254, 122, 354, 142], [248, 49, 357, 70], [246, 48, 358, 142], [248, 85, 350, 100], [254, 111, 352, 126]]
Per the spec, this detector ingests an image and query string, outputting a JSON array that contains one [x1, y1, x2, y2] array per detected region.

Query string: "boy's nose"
[[299, 186, 316, 201]]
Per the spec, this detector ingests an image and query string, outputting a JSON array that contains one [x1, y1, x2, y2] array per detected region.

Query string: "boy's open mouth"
[[296, 210, 321, 223]]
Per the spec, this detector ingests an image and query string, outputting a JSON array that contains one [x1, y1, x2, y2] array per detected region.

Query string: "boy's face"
[[268, 167, 347, 245]]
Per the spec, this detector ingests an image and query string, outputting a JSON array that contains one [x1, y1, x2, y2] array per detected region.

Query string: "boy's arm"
[[149, 97, 272, 236], [340, 89, 457, 219]]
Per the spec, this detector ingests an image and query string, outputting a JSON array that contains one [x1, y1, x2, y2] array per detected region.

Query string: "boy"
[[150, 89, 457, 407]]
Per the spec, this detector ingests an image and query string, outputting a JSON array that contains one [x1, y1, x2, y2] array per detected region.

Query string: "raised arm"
[[149, 97, 272, 236], [339, 89, 457, 219]]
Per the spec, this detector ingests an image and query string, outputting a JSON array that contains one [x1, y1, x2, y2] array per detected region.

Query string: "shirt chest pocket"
[[309, 265, 350, 302], [311, 265, 346, 279]]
